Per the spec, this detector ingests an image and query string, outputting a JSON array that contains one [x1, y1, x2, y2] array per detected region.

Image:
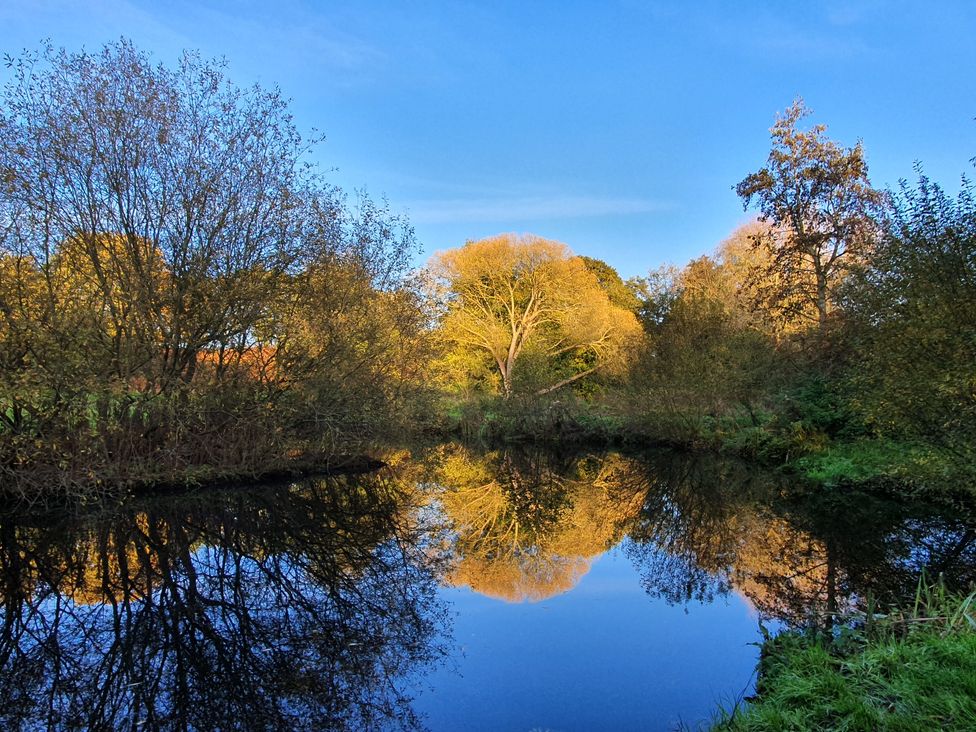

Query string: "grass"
[[439, 392, 628, 445], [794, 439, 953, 486], [714, 579, 976, 731]]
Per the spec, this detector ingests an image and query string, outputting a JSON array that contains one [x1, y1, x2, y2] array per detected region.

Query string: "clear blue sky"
[[3, 1, 974, 279]]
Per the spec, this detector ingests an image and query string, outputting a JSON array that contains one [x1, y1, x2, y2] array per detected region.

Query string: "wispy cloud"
[[702, 6, 872, 61], [1, 1, 387, 87], [405, 195, 672, 224]]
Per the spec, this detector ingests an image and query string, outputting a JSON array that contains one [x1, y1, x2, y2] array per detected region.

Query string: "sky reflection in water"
[[417, 545, 761, 732]]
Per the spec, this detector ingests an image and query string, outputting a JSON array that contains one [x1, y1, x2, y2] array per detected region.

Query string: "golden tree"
[[430, 234, 640, 398]]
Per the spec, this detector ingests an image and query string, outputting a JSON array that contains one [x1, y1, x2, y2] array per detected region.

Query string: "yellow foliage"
[[714, 221, 820, 334], [425, 444, 647, 602], [430, 234, 641, 397], [52, 232, 170, 339]]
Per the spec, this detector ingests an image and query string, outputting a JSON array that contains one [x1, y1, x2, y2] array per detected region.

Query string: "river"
[[1, 442, 973, 731]]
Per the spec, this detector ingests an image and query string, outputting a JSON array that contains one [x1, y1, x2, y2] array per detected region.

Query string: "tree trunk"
[[497, 359, 513, 399], [535, 366, 601, 396], [816, 275, 828, 328]]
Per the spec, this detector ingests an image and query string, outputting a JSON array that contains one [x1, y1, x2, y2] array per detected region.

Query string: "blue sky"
[[3, 1, 974, 279]]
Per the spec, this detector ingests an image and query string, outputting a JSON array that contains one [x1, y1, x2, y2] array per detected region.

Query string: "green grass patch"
[[715, 581, 976, 731], [793, 439, 950, 485]]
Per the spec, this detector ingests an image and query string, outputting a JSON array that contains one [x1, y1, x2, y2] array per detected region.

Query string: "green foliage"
[[843, 170, 976, 479], [577, 255, 642, 312], [794, 440, 951, 486], [618, 231, 789, 450], [779, 376, 854, 438], [2, 45, 974, 506], [612, 113, 975, 496], [438, 388, 625, 446]]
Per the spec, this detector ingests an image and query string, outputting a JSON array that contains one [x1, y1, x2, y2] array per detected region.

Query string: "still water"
[[1, 443, 973, 731]]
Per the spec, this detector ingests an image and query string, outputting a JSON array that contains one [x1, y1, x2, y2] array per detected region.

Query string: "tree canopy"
[[0, 40, 425, 497], [736, 99, 882, 328], [430, 234, 641, 398], [842, 171, 976, 471]]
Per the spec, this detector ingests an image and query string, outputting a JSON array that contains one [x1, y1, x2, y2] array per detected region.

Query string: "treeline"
[[622, 106, 975, 486], [433, 103, 976, 490], [0, 42, 431, 499], [3, 41, 973, 499]]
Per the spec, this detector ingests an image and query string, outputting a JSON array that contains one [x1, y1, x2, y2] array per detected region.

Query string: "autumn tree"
[[0, 41, 313, 394], [0, 41, 424, 496], [628, 228, 783, 434], [629, 264, 682, 331], [269, 194, 429, 437], [713, 221, 819, 335], [736, 100, 882, 329], [430, 234, 641, 398]]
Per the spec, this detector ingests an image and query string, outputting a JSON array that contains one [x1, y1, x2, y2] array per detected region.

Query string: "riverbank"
[[0, 445, 388, 509], [436, 395, 968, 497], [714, 582, 976, 731]]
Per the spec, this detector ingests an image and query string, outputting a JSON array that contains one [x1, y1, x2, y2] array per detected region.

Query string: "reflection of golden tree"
[[450, 554, 591, 603], [427, 445, 646, 602], [728, 514, 846, 625], [62, 513, 169, 605]]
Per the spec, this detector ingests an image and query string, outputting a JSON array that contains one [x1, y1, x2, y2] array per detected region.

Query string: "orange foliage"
[[193, 345, 279, 382]]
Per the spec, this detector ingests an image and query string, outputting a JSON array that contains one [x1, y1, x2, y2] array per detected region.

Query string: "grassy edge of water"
[[437, 397, 969, 499], [710, 581, 976, 732]]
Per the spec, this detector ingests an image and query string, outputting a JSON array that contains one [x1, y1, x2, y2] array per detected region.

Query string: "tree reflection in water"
[[423, 442, 976, 631], [624, 451, 976, 628], [423, 444, 645, 602], [0, 473, 449, 731]]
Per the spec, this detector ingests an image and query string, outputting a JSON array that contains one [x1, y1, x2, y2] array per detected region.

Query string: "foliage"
[[617, 108, 973, 493], [0, 41, 426, 499], [793, 439, 943, 485], [1, 39, 973, 506], [629, 263, 682, 330], [429, 234, 641, 399], [842, 169, 976, 479], [421, 443, 647, 602], [577, 254, 642, 312], [736, 99, 882, 329], [620, 224, 785, 444]]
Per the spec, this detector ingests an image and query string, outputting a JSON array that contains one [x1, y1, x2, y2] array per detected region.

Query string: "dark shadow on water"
[[621, 449, 976, 628]]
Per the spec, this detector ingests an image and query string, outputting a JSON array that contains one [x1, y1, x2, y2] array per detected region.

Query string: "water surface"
[[1, 443, 973, 730]]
